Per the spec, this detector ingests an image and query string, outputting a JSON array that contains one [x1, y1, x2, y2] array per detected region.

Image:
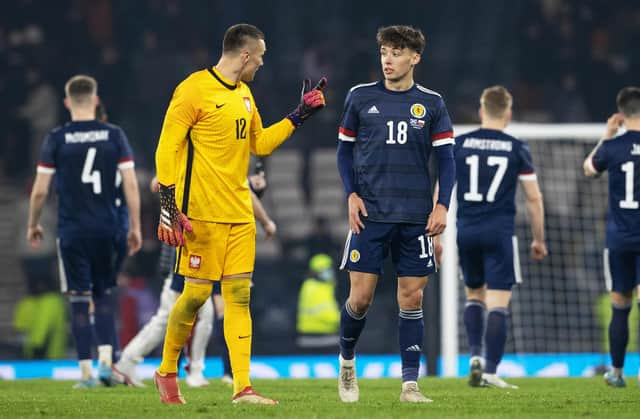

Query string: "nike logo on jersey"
[[426, 260, 433, 268], [238, 335, 251, 339], [632, 144, 640, 155], [367, 105, 380, 114], [405, 345, 422, 352], [216, 103, 225, 109]]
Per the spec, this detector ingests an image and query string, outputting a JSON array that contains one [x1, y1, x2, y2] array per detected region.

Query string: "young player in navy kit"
[[336, 25, 455, 403], [26, 75, 142, 388], [452, 86, 547, 389], [583, 86, 640, 387]]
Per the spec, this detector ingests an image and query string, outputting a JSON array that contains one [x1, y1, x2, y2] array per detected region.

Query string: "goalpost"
[[440, 123, 607, 377]]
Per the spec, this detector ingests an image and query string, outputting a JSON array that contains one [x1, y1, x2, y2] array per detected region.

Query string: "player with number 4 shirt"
[[27, 75, 142, 389]]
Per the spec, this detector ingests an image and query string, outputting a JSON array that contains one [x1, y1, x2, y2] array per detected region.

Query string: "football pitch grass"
[[1, 377, 639, 418]]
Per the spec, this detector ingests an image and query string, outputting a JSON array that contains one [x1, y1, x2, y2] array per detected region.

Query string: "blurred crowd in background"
[[1, 0, 639, 361], [2, 0, 639, 181]]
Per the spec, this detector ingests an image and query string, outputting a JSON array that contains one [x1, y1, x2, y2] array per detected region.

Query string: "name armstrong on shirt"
[[461, 137, 512, 152], [64, 130, 110, 144]]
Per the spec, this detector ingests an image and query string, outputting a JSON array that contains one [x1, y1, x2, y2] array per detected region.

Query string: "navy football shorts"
[[340, 220, 436, 277], [56, 235, 120, 297], [170, 273, 222, 295], [603, 248, 640, 292], [457, 231, 522, 291]]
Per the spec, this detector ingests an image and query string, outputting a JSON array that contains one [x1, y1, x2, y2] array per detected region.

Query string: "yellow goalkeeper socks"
[[221, 278, 253, 394], [158, 280, 212, 375]]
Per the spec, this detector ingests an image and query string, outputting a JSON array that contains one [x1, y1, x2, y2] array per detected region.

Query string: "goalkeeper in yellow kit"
[[153, 23, 326, 405]]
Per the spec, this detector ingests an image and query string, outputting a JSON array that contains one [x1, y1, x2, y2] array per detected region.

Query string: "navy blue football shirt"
[[454, 128, 536, 232], [591, 130, 640, 250], [338, 81, 454, 224], [37, 120, 134, 240]]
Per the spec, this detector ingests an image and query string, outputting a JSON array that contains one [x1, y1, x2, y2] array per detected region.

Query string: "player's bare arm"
[[347, 192, 368, 234], [426, 204, 447, 237], [521, 179, 547, 260], [121, 167, 142, 255], [251, 190, 276, 239], [583, 113, 624, 177], [26, 172, 53, 249]]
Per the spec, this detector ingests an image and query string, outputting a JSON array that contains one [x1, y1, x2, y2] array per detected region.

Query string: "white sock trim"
[[79, 359, 93, 380], [98, 345, 113, 366]]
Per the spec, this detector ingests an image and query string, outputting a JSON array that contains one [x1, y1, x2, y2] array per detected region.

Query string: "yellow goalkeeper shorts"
[[176, 220, 256, 281]]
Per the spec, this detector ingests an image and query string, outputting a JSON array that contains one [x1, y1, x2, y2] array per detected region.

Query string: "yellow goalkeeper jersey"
[[155, 67, 295, 223]]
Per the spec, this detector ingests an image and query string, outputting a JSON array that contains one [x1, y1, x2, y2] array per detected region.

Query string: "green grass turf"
[[1, 377, 639, 419]]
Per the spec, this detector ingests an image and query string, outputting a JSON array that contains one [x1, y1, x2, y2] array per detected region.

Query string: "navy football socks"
[[484, 308, 508, 374], [339, 302, 367, 360], [399, 309, 424, 383], [70, 297, 93, 361], [214, 316, 232, 376], [609, 304, 631, 369], [463, 300, 486, 358], [93, 291, 119, 362]]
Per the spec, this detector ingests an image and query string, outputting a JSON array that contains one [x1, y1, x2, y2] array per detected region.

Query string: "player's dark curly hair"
[[617, 86, 640, 117], [223, 23, 265, 53], [376, 25, 425, 54]]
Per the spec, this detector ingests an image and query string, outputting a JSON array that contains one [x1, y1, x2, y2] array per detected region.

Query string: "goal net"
[[441, 123, 613, 375]]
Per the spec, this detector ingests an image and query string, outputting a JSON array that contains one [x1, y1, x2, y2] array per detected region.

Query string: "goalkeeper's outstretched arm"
[[250, 77, 327, 156]]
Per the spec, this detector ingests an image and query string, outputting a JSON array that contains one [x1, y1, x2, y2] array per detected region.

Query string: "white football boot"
[[338, 355, 359, 402]]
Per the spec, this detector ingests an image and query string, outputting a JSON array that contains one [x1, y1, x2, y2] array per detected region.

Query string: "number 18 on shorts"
[[340, 220, 436, 277]]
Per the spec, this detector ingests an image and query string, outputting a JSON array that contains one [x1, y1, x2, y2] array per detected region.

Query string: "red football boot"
[[232, 386, 278, 405], [154, 371, 186, 404]]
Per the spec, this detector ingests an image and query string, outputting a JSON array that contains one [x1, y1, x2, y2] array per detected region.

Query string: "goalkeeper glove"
[[286, 77, 327, 127], [157, 184, 192, 246]]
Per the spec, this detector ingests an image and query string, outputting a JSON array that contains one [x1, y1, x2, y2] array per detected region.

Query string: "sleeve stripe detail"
[[416, 84, 443, 97], [338, 133, 356, 142], [118, 161, 135, 169], [519, 173, 538, 181], [432, 138, 455, 147], [339, 127, 357, 137], [37, 165, 56, 174], [349, 81, 378, 92], [431, 131, 454, 141]]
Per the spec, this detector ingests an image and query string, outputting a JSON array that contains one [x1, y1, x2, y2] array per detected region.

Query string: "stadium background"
[[0, 0, 639, 379]]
